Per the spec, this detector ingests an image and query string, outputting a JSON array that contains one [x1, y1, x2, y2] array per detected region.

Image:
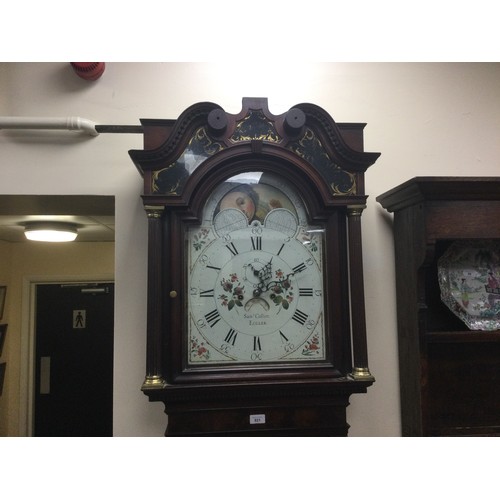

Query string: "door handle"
[[40, 356, 51, 394]]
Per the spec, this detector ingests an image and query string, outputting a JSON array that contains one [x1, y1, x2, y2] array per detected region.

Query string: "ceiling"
[[0, 195, 115, 243]]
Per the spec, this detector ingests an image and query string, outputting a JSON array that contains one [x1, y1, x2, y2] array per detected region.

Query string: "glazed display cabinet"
[[378, 177, 500, 436]]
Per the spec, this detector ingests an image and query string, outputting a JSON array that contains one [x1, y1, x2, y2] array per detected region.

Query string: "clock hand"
[[256, 260, 305, 294], [263, 271, 297, 292], [260, 257, 273, 282], [248, 263, 260, 277], [251, 258, 273, 297], [249, 260, 271, 279]]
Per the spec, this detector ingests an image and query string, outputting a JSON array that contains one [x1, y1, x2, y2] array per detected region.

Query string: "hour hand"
[[249, 262, 265, 279], [251, 259, 273, 297], [249, 259, 273, 282], [259, 257, 273, 282]]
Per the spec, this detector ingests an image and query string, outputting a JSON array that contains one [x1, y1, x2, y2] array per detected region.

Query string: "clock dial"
[[187, 173, 326, 365]]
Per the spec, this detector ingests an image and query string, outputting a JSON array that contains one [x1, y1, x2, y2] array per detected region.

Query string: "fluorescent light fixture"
[[24, 222, 78, 242]]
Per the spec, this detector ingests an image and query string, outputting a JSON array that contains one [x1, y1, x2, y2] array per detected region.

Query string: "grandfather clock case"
[[130, 98, 380, 436], [378, 177, 500, 436]]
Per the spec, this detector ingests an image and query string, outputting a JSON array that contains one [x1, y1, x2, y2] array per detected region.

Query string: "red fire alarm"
[[70, 62, 105, 81]]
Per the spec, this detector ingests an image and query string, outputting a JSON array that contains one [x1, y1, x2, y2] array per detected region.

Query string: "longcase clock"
[[129, 97, 380, 436]]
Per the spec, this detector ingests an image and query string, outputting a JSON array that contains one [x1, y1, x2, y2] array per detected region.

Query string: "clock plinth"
[[147, 378, 371, 436], [130, 98, 380, 436]]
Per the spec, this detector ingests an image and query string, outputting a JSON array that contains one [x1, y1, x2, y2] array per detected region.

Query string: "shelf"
[[426, 331, 500, 343], [427, 425, 500, 437]]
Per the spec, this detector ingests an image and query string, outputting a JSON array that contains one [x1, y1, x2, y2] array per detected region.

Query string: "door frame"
[[19, 274, 114, 436]]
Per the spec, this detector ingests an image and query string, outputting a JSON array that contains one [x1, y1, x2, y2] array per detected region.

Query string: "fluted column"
[[347, 204, 374, 381], [142, 205, 167, 390]]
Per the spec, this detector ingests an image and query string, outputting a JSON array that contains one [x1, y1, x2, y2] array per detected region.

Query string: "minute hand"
[[264, 272, 297, 292]]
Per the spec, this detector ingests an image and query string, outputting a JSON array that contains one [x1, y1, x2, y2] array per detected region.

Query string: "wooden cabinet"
[[377, 177, 500, 436]]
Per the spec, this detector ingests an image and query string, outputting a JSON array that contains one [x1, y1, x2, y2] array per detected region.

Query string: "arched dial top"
[[187, 172, 326, 364]]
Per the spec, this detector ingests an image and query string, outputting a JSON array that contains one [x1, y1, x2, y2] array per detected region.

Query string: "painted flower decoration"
[[302, 334, 320, 356], [269, 269, 294, 310], [191, 338, 210, 361], [219, 274, 244, 311], [221, 278, 233, 292], [193, 228, 210, 251]]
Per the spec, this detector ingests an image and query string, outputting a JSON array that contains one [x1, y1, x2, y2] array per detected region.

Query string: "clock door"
[[187, 171, 327, 367]]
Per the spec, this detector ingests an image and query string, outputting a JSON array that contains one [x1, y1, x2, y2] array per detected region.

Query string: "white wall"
[[1, 62, 499, 436]]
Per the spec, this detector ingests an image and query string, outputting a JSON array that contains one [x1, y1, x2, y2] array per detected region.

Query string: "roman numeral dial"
[[292, 309, 309, 325], [188, 214, 325, 364], [251, 236, 262, 250], [292, 262, 307, 274], [226, 242, 239, 256], [205, 309, 221, 328], [224, 328, 238, 345]]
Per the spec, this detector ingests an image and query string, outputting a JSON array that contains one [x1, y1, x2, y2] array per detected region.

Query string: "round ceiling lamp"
[[24, 222, 78, 242]]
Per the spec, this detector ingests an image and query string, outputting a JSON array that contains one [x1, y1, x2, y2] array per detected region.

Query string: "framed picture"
[[0, 324, 6, 357], [0, 286, 6, 319], [0, 363, 5, 396]]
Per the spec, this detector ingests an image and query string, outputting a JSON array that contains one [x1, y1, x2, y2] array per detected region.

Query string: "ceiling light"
[[24, 222, 78, 242]]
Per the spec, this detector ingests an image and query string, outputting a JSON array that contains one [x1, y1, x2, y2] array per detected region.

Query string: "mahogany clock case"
[[130, 98, 380, 435]]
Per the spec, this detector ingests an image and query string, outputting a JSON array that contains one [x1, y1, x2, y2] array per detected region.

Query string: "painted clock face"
[[187, 172, 326, 365]]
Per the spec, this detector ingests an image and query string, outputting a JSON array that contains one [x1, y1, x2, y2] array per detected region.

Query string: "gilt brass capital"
[[347, 204, 366, 217], [141, 375, 168, 390], [144, 205, 165, 219], [350, 367, 375, 381]]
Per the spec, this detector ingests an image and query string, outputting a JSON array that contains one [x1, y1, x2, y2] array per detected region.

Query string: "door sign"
[[73, 310, 86, 329]]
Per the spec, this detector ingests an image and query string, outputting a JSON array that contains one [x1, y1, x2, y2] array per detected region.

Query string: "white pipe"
[[0, 116, 99, 136]]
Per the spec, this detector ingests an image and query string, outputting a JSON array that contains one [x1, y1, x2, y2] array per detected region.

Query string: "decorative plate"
[[438, 240, 500, 330]]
